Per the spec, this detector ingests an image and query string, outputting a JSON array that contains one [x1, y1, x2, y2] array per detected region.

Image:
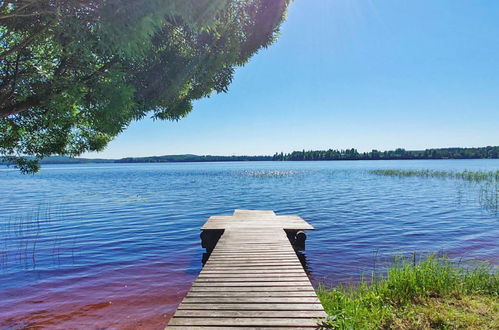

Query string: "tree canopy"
[[0, 0, 291, 173]]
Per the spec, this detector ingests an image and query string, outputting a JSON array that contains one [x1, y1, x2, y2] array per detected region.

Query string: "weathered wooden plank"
[[202, 264, 305, 270], [216, 241, 290, 244], [168, 317, 321, 327], [168, 327, 312, 330], [177, 303, 325, 311], [186, 291, 317, 297], [173, 310, 327, 318], [181, 297, 321, 304], [205, 261, 302, 266], [201, 210, 314, 230], [210, 249, 296, 253], [192, 281, 311, 287], [210, 253, 297, 256], [198, 274, 306, 279], [205, 225, 310, 229], [203, 266, 304, 270], [207, 257, 300, 261], [208, 255, 298, 259], [215, 242, 292, 245], [234, 209, 276, 216], [195, 277, 308, 283], [199, 271, 307, 275], [210, 251, 296, 254], [203, 262, 304, 267], [217, 238, 289, 241], [200, 269, 306, 274], [206, 260, 301, 264], [207, 256, 300, 261], [206, 261, 302, 265], [208, 256, 297, 260], [201, 225, 315, 230], [188, 286, 316, 292], [208, 224, 309, 228], [201, 267, 305, 271]]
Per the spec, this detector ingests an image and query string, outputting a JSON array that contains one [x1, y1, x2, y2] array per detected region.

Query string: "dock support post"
[[200, 229, 223, 253], [295, 230, 307, 250], [285, 229, 307, 250]]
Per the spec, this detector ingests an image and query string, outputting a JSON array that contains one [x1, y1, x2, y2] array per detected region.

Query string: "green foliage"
[[0, 0, 291, 172], [1, 155, 39, 174], [273, 146, 499, 161], [318, 255, 499, 329]]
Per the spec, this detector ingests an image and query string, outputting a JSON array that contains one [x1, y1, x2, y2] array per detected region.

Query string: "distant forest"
[[272, 146, 499, 161], [0, 154, 272, 165], [1, 147, 498, 166], [115, 155, 272, 163]]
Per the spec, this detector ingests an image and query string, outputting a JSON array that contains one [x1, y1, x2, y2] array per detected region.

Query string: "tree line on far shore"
[[272, 146, 499, 161], [1, 146, 497, 167], [115, 155, 272, 163]]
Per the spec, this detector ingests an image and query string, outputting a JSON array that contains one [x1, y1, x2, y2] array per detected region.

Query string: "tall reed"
[[370, 169, 499, 213], [370, 169, 499, 183]]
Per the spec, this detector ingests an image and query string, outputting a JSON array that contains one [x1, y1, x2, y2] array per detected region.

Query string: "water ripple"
[[1, 160, 498, 328]]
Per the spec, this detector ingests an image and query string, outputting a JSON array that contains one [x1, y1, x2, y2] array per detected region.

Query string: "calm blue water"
[[1, 160, 498, 329]]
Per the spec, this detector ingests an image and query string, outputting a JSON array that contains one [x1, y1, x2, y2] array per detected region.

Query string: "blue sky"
[[85, 0, 499, 158]]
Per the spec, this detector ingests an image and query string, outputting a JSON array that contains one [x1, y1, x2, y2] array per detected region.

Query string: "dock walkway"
[[167, 210, 326, 329]]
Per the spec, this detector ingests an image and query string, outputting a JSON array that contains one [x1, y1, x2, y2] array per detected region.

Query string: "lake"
[[1, 160, 498, 329]]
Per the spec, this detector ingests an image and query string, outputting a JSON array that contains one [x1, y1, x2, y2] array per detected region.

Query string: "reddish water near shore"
[[0, 258, 195, 329], [1, 161, 498, 328]]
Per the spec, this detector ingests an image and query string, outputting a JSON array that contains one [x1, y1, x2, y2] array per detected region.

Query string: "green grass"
[[317, 255, 499, 329]]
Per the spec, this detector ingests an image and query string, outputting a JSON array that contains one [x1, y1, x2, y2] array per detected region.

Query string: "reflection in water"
[[296, 250, 310, 273]]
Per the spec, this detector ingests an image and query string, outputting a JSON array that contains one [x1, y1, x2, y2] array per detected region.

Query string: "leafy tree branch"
[[0, 0, 292, 172]]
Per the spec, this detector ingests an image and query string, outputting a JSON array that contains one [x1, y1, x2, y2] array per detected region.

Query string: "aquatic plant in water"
[[241, 170, 298, 178], [479, 180, 499, 213], [369, 169, 499, 214], [370, 169, 499, 182], [0, 206, 77, 271]]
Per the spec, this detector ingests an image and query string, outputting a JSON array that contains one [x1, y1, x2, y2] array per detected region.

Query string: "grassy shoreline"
[[317, 255, 498, 329]]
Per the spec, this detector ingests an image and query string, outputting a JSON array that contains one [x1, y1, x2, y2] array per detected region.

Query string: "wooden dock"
[[167, 210, 327, 329]]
